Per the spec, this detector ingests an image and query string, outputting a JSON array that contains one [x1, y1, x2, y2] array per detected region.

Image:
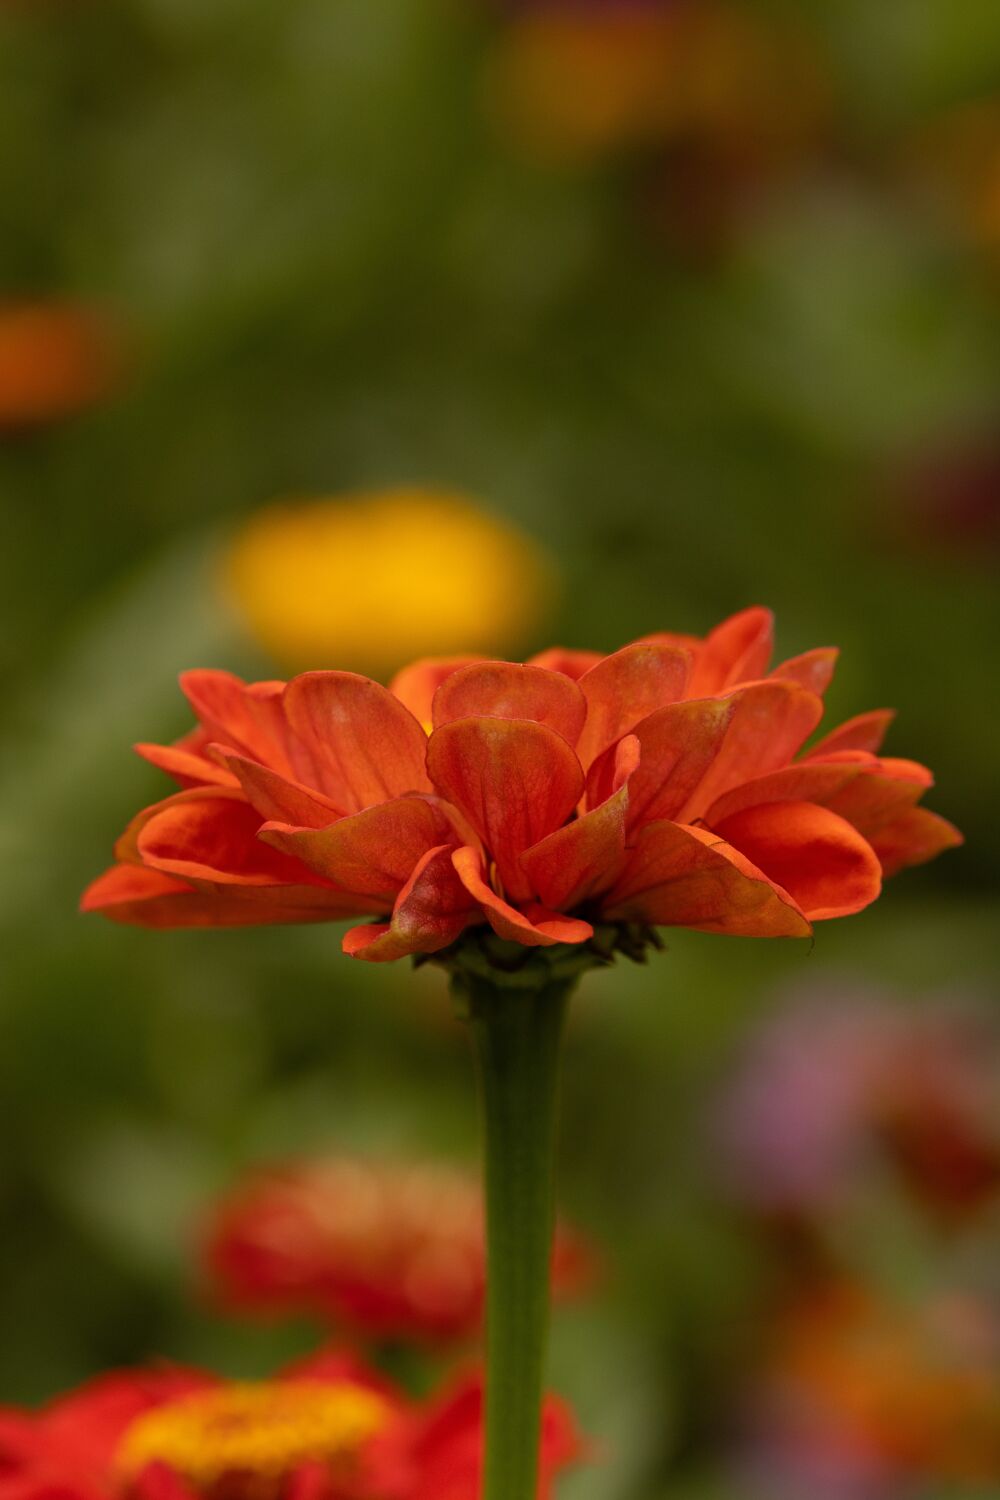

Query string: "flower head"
[[0, 1350, 582, 1500], [202, 1156, 594, 1344], [223, 490, 553, 674], [82, 607, 961, 961]]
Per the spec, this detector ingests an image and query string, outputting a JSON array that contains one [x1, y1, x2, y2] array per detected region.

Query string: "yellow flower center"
[[115, 1380, 389, 1496]]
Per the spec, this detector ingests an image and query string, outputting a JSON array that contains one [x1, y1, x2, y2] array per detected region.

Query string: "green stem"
[[462, 971, 573, 1500]]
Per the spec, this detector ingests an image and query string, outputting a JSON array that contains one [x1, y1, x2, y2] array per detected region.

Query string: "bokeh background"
[[1, 1, 998, 1496]]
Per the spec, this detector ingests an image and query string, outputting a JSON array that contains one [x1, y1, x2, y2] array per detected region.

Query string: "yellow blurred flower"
[[223, 487, 555, 675]]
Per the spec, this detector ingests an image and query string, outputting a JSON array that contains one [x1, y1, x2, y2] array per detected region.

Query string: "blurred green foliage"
[[1, 1, 998, 1496]]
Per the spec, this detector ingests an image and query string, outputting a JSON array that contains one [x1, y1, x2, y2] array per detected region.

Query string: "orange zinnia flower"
[[0, 1349, 582, 1500], [81, 607, 960, 959], [202, 1156, 594, 1344]]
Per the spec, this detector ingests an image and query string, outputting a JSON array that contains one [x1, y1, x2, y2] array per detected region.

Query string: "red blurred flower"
[[202, 1156, 595, 1344], [0, 1349, 582, 1500], [716, 991, 1000, 1225], [367, 1375, 583, 1500], [82, 607, 960, 957]]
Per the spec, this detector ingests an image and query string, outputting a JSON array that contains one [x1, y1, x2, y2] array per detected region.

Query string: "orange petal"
[[604, 820, 810, 937], [705, 756, 933, 838], [582, 732, 641, 807], [520, 783, 629, 909], [638, 630, 702, 653], [221, 752, 343, 827], [113, 786, 236, 865], [529, 646, 603, 680], [452, 846, 593, 946], [680, 680, 824, 820], [590, 696, 734, 830], [343, 844, 480, 961], [867, 806, 963, 877], [80, 863, 360, 927], [769, 647, 839, 695], [713, 800, 882, 920], [806, 709, 896, 758], [137, 793, 329, 888], [687, 606, 774, 695], [389, 656, 482, 729], [261, 796, 455, 901], [432, 660, 587, 747], [576, 642, 691, 768], [180, 670, 298, 775], [283, 670, 431, 812], [427, 718, 584, 901], [134, 740, 237, 789]]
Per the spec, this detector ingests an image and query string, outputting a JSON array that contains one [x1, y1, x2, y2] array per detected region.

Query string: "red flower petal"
[[680, 680, 824, 820], [136, 794, 328, 887], [389, 656, 482, 728], [283, 671, 431, 812], [528, 646, 603, 680], [687, 606, 774, 695], [576, 642, 691, 768], [79, 865, 357, 927], [590, 696, 734, 829], [705, 756, 933, 837], [432, 661, 586, 747], [220, 753, 344, 827], [806, 708, 896, 758], [713, 801, 883, 919], [180, 671, 298, 774], [427, 719, 584, 902], [134, 741, 237, 789], [343, 844, 480, 962], [604, 820, 810, 937], [520, 782, 629, 910], [452, 846, 593, 946], [867, 806, 964, 876], [769, 646, 839, 695], [261, 796, 455, 901]]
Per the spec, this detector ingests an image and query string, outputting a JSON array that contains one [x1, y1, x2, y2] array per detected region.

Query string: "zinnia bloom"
[[0, 1350, 582, 1500], [202, 1156, 594, 1344], [0, 301, 120, 429], [81, 606, 961, 959], [223, 490, 553, 674]]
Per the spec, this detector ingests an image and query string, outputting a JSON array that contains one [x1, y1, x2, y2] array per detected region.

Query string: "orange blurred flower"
[[0, 1348, 583, 1500], [81, 607, 960, 955], [486, 1, 830, 168], [223, 490, 554, 675], [904, 99, 1000, 257], [758, 1283, 1000, 1487], [0, 301, 120, 429], [202, 1156, 594, 1344]]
